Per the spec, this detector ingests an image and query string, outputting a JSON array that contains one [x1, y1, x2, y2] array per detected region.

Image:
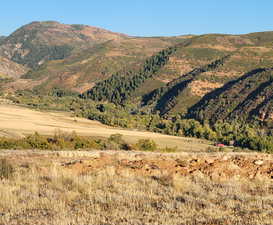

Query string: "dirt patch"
[[3, 78, 48, 92], [192, 44, 236, 52], [189, 80, 223, 97], [59, 151, 273, 181], [1, 150, 272, 181], [167, 57, 193, 74]]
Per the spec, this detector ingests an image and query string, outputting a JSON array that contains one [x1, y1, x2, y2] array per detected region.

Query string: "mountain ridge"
[[0, 21, 273, 127]]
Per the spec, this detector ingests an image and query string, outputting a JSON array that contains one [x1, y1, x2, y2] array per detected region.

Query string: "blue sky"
[[0, 0, 272, 36]]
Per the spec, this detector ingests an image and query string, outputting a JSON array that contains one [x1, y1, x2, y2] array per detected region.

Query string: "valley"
[[0, 20, 272, 225]]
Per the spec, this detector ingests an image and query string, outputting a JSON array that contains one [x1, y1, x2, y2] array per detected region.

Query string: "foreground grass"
[[0, 156, 272, 225]]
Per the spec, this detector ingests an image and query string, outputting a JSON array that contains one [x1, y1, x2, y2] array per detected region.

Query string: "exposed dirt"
[[0, 56, 28, 78], [189, 80, 223, 97], [61, 151, 273, 181], [2, 150, 272, 182], [2, 78, 48, 93]]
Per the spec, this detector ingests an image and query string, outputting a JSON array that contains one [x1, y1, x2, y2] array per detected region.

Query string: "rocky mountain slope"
[[0, 36, 5, 44], [0, 56, 28, 78]]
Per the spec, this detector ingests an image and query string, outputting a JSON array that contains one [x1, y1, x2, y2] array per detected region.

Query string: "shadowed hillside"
[[188, 68, 273, 124]]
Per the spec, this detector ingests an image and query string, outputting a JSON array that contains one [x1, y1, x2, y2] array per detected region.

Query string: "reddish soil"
[[2, 150, 272, 181]]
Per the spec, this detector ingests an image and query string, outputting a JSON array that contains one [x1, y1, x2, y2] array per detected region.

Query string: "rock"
[[253, 160, 263, 166]]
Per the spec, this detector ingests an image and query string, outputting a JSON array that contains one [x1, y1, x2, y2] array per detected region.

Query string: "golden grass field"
[[0, 150, 272, 225], [0, 104, 213, 152]]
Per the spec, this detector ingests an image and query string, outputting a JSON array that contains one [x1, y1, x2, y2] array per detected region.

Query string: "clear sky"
[[0, 0, 272, 36]]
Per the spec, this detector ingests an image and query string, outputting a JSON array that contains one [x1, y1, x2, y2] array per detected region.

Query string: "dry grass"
[[0, 152, 272, 225], [0, 104, 212, 152]]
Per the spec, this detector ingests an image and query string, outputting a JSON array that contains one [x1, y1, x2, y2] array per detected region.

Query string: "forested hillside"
[[82, 45, 178, 104], [142, 55, 231, 115], [188, 68, 273, 125]]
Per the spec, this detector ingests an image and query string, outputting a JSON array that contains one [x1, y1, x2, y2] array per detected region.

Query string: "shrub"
[[0, 138, 17, 149], [136, 139, 157, 151], [159, 146, 178, 153], [108, 133, 124, 145], [25, 132, 51, 150]]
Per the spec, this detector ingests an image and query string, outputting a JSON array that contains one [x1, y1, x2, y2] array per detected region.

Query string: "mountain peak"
[[0, 21, 128, 68]]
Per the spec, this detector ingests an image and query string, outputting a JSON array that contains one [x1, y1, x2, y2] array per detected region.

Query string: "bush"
[[0, 138, 17, 149], [136, 139, 157, 151], [159, 146, 178, 153], [24, 132, 51, 150], [108, 133, 124, 145]]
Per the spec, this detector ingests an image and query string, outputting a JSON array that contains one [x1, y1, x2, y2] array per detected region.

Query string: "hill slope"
[[0, 21, 188, 92], [1, 22, 273, 127], [0, 56, 28, 79], [85, 32, 273, 117], [21, 37, 182, 93], [188, 68, 273, 125], [0, 21, 127, 69]]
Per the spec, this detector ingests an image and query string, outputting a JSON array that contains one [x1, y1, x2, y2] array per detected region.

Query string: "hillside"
[[1, 22, 273, 128], [21, 37, 183, 93], [0, 21, 188, 93], [85, 32, 273, 117], [0, 56, 28, 79], [0, 36, 5, 44], [188, 68, 273, 125], [0, 21, 127, 69]]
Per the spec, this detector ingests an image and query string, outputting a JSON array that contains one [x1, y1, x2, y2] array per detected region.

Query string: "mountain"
[[0, 21, 188, 92], [85, 32, 273, 117], [20, 36, 185, 93], [0, 36, 5, 44], [0, 21, 128, 69], [1, 21, 273, 127]]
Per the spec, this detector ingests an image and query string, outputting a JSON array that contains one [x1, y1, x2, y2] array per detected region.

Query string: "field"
[[0, 104, 212, 152], [0, 150, 272, 225], [0, 103, 272, 225]]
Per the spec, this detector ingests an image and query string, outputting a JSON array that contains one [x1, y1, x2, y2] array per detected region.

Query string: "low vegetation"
[[0, 130, 170, 152], [8, 91, 273, 153], [0, 153, 271, 225], [0, 159, 14, 180]]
